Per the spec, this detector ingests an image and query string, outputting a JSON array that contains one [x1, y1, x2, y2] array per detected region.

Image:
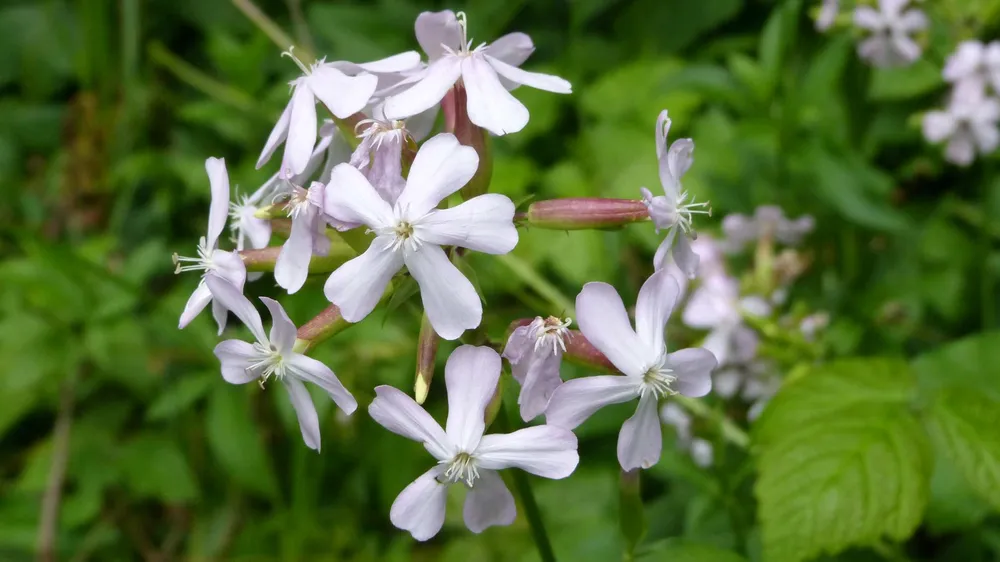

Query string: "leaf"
[[758, 0, 802, 96], [912, 331, 1000, 402], [206, 386, 280, 500], [868, 59, 943, 101], [637, 541, 747, 562], [753, 358, 931, 562], [924, 388, 1000, 511], [120, 434, 199, 502], [146, 372, 215, 421], [383, 275, 419, 321]]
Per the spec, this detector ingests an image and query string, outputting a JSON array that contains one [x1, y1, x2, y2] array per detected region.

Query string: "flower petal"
[[415, 10, 463, 60], [666, 138, 694, 187], [476, 425, 579, 478], [853, 6, 883, 29], [461, 55, 529, 135], [667, 347, 717, 397], [404, 244, 482, 340], [283, 82, 317, 177], [369, 385, 452, 460], [205, 274, 266, 343], [213, 339, 258, 384], [444, 345, 501, 452], [502, 324, 534, 371], [285, 353, 357, 414], [545, 375, 640, 430], [576, 282, 654, 377], [946, 132, 976, 166], [179, 280, 212, 329], [464, 469, 516, 533], [323, 236, 403, 323], [323, 163, 394, 229], [205, 157, 230, 248], [283, 377, 321, 451], [485, 55, 572, 94], [239, 209, 272, 250], [259, 297, 297, 354], [257, 102, 291, 169], [396, 133, 479, 218], [274, 209, 317, 294], [355, 51, 422, 73], [634, 269, 680, 352], [416, 194, 518, 254], [617, 393, 663, 470], [672, 233, 700, 280], [682, 279, 737, 328], [383, 57, 462, 120], [390, 465, 449, 542], [515, 349, 563, 422], [487, 32, 535, 66], [211, 298, 229, 335], [307, 65, 377, 119]]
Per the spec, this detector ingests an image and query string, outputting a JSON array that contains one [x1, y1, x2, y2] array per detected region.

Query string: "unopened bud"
[[526, 198, 650, 230], [414, 313, 439, 405], [444, 85, 492, 200], [295, 304, 351, 353], [564, 329, 620, 374]]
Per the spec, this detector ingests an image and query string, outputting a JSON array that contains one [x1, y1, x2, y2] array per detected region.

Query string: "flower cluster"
[[852, 0, 927, 68], [923, 41, 1000, 166], [175, 8, 723, 541]]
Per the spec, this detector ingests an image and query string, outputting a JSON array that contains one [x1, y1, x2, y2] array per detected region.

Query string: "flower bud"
[[294, 304, 351, 353], [526, 198, 650, 230], [444, 85, 492, 200], [564, 330, 620, 374], [414, 313, 439, 405]]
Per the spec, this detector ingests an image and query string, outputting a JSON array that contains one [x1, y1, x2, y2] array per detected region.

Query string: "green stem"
[[147, 42, 258, 112], [497, 407, 557, 562], [674, 396, 750, 450], [231, 0, 310, 62], [496, 253, 575, 317]]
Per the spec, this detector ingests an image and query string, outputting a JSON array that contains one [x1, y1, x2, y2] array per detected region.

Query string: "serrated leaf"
[[924, 388, 1000, 511], [206, 387, 279, 500], [753, 358, 931, 562], [913, 331, 1000, 401]]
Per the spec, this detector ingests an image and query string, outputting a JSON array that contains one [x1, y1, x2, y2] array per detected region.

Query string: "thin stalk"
[[496, 253, 575, 317], [231, 0, 310, 62], [148, 42, 258, 112], [497, 407, 557, 562]]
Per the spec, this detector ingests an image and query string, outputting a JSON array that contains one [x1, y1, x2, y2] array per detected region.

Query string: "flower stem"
[[496, 253, 575, 317], [674, 395, 750, 450], [497, 407, 557, 562]]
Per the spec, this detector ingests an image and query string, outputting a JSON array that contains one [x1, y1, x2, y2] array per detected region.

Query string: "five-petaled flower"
[[545, 270, 717, 470], [257, 50, 421, 178], [503, 316, 572, 422], [923, 82, 1000, 166], [641, 110, 710, 279], [853, 0, 927, 68], [368, 345, 579, 541], [175, 158, 248, 334], [205, 274, 356, 451], [721, 205, 815, 253], [382, 10, 572, 136], [323, 133, 518, 340]]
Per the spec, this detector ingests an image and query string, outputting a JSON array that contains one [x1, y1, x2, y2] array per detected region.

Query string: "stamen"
[[281, 46, 311, 74], [531, 316, 573, 355], [442, 452, 479, 486], [640, 356, 678, 399], [249, 342, 285, 388], [172, 236, 215, 274]]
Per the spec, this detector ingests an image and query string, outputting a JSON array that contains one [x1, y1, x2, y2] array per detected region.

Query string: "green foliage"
[[925, 389, 1000, 511], [753, 359, 931, 562]]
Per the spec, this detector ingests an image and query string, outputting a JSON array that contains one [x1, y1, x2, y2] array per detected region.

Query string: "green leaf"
[[636, 541, 747, 561], [146, 372, 215, 421], [758, 0, 801, 96], [913, 331, 1000, 402], [924, 388, 1000, 511], [753, 358, 931, 562], [120, 434, 199, 502], [206, 387, 279, 500], [868, 59, 943, 101], [383, 275, 419, 320]]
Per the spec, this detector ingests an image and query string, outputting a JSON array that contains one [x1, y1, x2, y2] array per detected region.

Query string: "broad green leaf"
[[913, 331, 1000, 402], [120, 434, 199, 502], [637, 541, 747, 562], [753, 358, 931, 562], [206, 387, 280, 500], [924, 388, 1000, 511]]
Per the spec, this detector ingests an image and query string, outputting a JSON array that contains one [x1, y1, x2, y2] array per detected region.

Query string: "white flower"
[[502, 316, 572, 422], [545, 270, 717, 471], [721, 205, 815, 253], [322, 133, 518, 340], [257, 50, 420, 178], [349, 104, 412, 204], [382, 10, 572, 136], [274, 181, 330, 294], [204, 274, 357, 451], [641, 110, 710, 279], [175, 158, 248, 333], [943, 40, 1000, 94], [923, 82, 1000, 166], [816, 0, 840, 32], [659, 402, 713, 468], [712, 361, 780, 421], [853, 0, 927, 68], [368, 345, 579, 541], [683, 275, 769, 367]]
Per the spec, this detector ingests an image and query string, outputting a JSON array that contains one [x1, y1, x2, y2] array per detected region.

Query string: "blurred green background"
[[3, 0, 1000, 561]]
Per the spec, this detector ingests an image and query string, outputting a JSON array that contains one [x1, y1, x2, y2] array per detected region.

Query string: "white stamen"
[[172, 236, 215, 275], [442, 451, 479, 486], [281, 46, 311, 74], [639, 355, 678, 399], [530, 316, 573, 355], [248, 341, 286, 388]]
